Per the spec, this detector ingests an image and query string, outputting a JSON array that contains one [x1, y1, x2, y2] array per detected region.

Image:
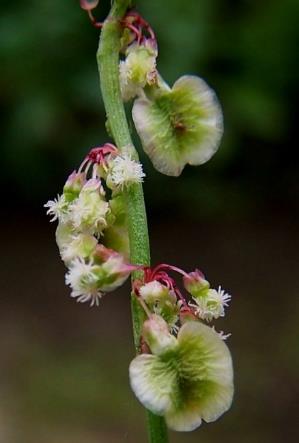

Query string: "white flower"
[[60, 233, 97, 264], [107, 154, 145, 190], [44, 195, 68, 222], [65, 258, 102, 307], [69, 179, 109, 234], [191, 286, 231, 321]]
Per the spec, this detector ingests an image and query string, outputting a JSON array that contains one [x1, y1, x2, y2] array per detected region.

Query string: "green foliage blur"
[[2, 0, 298, 217]]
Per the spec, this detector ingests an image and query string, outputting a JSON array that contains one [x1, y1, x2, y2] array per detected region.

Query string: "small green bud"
[[63, 171, 86, 202], [119, 41, 158, 102], [142, 314, 177, 355], [93, 245, 137, 292], [139, 280, 170, 304], [139, 281, 179, 329], [183, 270, 210, 299], [60, 233, 97, 265]]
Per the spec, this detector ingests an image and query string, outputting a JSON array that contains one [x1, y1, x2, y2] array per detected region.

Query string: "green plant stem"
[[97, 1, 168, 442]]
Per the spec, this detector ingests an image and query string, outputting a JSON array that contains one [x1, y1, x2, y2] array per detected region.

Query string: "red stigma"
[[122, 10, 156, 46], [87, 143, 118, 165], [142, 264, 190, 308]]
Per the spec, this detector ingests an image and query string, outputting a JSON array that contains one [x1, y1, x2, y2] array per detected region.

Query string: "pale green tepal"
[[139, 281, 180, 330], [132, 75, 223, 176], [119, 42, 158, 102], [60, 232, 98, 265], [129, 317, 233, 432]]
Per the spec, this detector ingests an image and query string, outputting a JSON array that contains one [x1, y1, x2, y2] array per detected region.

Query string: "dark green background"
[[1, 0, 298, 442]]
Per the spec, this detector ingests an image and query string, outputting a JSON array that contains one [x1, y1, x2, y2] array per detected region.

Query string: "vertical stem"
[[97, 1, 169, 442]]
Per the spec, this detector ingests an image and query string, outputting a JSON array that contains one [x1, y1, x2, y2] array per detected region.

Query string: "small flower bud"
[[80, 178, 101, 193], [93, 244, 116, 262], [93, 245, 138, 292], [139, 280, 170, 304], [183, 270, 210, 299], [63, 171, 86, 202], [142, 314, 177, 355], [60, 233, 97, 264], [139, 281, 179, 330], [119, 41, 158, 101]]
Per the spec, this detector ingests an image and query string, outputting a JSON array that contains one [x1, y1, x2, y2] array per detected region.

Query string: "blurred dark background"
[[1, 0, 299, 442]]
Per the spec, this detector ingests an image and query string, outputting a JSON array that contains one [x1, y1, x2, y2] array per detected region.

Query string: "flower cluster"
[[55, 6, 234, 436], [130, 264, 233, 431], [119, 12, 223, 176], [45, 143, 145, 305]]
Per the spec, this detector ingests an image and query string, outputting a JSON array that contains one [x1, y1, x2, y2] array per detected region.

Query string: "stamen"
[[78, 157, 89, 173], [84, 160, 93, 176], [92, 163, 98, 179]]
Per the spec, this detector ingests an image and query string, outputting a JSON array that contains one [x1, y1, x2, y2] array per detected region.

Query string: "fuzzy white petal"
[[107, 154, 145, 190]]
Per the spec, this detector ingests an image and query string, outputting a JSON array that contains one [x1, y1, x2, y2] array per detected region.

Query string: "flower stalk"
[[97, 0, 169, 441]]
